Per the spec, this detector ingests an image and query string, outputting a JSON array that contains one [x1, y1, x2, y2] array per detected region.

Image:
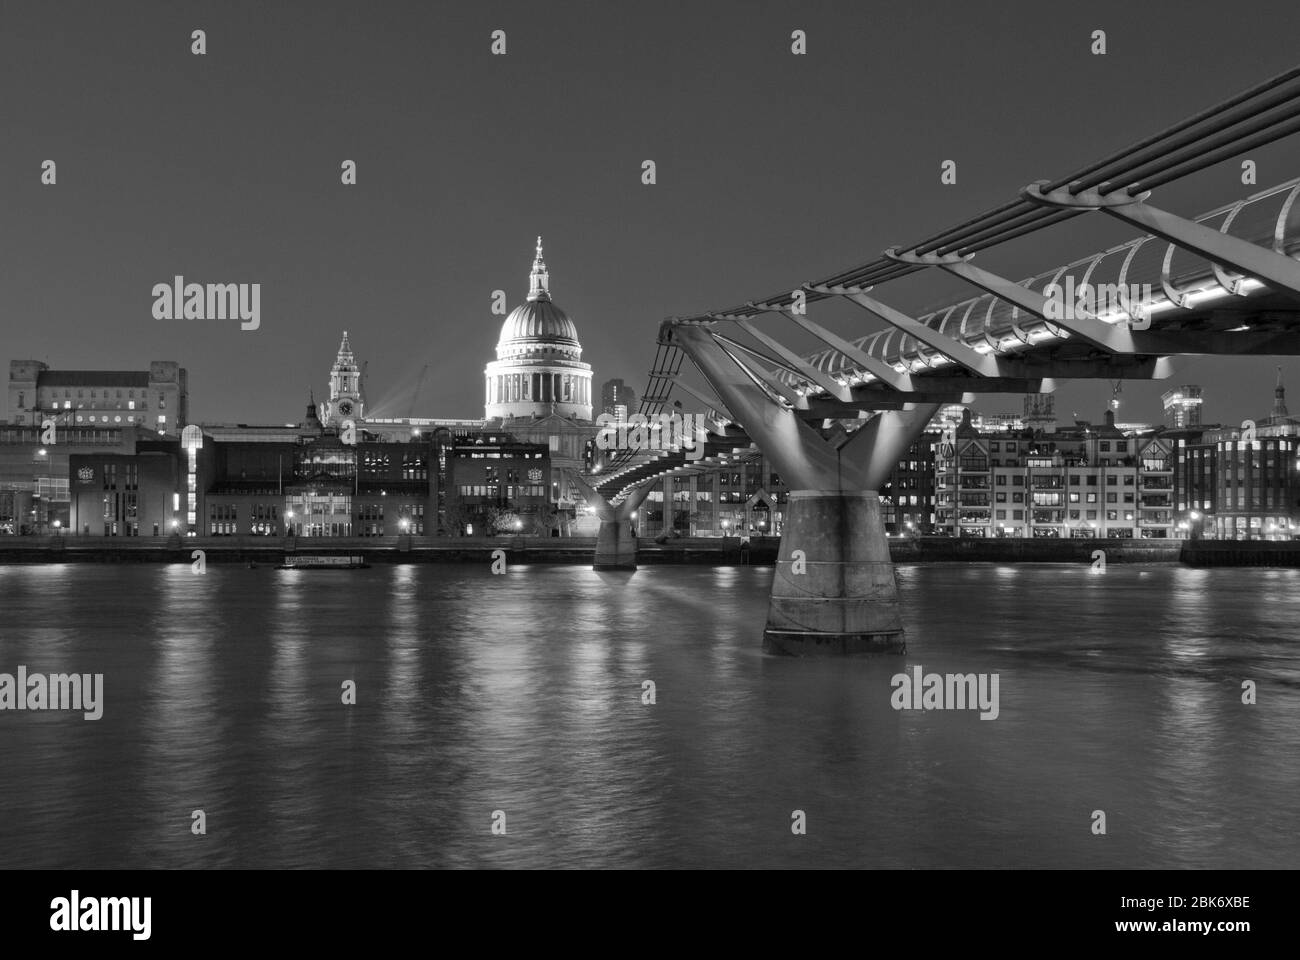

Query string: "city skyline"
[[4, 1, 1300, 909], [5, 0, 1300, 427]]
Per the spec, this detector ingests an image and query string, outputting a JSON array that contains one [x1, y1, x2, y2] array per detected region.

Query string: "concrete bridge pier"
[[566, 472, 656, 571], [765, 490, 903, 655], [667, 321, 940, 654], [593, 517, 638, 570]]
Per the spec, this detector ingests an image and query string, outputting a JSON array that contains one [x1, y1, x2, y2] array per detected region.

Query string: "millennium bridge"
[[571, 64, 1300, 655]]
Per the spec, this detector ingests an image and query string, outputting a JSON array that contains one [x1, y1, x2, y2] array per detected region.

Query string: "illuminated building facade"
[[1161, 385, 1204, 429], [7, 360, 188, 435]]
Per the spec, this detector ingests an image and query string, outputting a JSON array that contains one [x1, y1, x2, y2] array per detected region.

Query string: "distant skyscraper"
[[601, 378, 636, 420], [1161, 385, 1203, 429]]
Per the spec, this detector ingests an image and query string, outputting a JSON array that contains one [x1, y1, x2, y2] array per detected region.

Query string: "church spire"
[[527, 236, 551, 302], [1273, 366, 1289, 419], [337, 330, 354, 363]]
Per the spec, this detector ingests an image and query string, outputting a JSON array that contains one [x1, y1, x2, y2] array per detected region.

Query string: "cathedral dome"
[[484, 238, 594, 421], [495, 238, 583, 360], [497, 299, 580, 352]]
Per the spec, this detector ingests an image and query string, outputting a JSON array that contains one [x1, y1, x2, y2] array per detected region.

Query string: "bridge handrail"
[[793, 176, 1300, 385]]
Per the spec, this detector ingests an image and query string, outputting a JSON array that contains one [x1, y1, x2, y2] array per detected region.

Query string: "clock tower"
[[324, 330, 364, 426]]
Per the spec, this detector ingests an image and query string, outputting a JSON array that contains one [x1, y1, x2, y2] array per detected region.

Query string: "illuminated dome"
[[496, 300, 581, 358], [485, 238, 594, 421]]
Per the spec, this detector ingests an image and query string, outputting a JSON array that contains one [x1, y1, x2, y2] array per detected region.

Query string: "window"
[[1106, 493, 1117, 503], [1107, 510, 1118, 521], [1012, 476, 1024, 486], [1086, 493, 1097, 503], [995, 492, 1007, 503], [1068, 492, 1080, 503], [1106, 475, 1117, 486], [995, 475, 1006, 486], [1087, 476, 1098, 486], [1012, 493, 1023, 503], [1012, 510, 1023, 520], [1086, 510, 1097, 520], [1069, 476, 1081, 485], [995, 510, 1006, 519], [1123, 475, 1134, 486], [1100, 441, 1111, 452], [1069, 510, 1080, 520], [1117, 441, 1128, 452]]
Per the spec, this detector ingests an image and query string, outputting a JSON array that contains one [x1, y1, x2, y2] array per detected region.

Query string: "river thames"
[[1, 562, 1297, 869]]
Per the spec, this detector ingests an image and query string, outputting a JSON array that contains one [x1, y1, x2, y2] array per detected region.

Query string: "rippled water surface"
[[1, 562, 1297, 868]]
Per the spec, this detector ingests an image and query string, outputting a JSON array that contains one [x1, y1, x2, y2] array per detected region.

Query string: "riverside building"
[[934, 409, 1175, 539]]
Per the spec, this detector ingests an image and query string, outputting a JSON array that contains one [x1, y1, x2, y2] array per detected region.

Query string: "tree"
[[486, 507, 522, 534], [442, 502, 475, 537], [529, 502, 558, 537]]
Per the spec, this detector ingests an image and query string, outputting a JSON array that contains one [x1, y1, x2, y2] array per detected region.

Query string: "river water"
[[1, 562, 1297, 869]]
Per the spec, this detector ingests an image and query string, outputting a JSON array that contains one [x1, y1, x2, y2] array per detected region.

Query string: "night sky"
[[4, 0, 1300, 427]]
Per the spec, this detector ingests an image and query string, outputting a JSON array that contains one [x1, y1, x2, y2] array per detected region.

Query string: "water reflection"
[[0, 563, 1296, 868]]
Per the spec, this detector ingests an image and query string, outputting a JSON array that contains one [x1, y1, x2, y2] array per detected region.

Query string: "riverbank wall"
[[0, 535, 1276, 566]]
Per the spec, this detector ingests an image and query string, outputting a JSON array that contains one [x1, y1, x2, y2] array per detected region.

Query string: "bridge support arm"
[[1023, 181, 1300, 300], [566, 470, 656, 570], [670, 322, 866, 490], [938, 260, 1145, 353], [840, 290, 1005, 378]]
